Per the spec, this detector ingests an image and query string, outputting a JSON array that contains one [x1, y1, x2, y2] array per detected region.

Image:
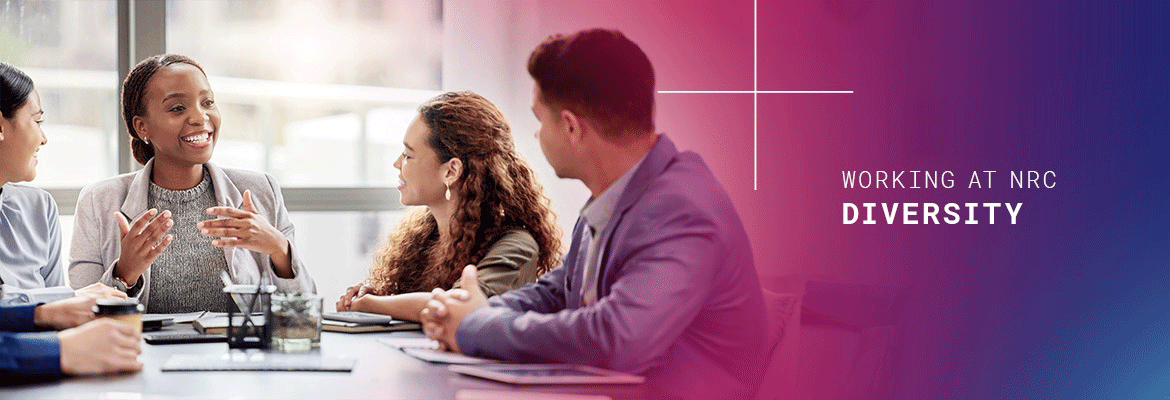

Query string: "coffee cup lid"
[[93, 299, 143, 315]]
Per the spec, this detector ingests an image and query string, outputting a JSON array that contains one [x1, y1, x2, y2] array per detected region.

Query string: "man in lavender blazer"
[[421, 29, 767, 399]]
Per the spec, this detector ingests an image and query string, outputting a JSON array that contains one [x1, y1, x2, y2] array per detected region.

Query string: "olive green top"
[[452, 229, 541, 297]]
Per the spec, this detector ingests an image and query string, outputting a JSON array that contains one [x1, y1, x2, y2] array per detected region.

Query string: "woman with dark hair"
[[336, 92, 561, 321], [68, 54, 315, 313], [0, 62, 123, 304], [0, 62, 142, 380]]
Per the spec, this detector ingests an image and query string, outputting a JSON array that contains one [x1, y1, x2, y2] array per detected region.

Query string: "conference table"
[[3, 324, 647, 399]]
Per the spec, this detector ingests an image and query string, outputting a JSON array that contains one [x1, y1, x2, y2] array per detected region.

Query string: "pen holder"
[[224, 284, 277, 349]]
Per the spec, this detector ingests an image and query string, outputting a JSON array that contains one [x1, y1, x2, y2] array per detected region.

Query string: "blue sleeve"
[[485, 266, 568, 313], [0, 331, 62, 380], [0, 305, 39, 332]]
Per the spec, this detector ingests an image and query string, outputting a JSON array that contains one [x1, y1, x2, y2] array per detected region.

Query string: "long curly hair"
[[367, 92, 561, 294]]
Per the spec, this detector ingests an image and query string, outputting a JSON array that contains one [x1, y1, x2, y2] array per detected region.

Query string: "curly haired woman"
[[336, 92, 561, 321]]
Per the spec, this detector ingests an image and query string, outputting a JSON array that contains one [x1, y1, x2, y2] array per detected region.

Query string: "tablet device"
[[322, 319, 420, 333], [323, 311, 399, 325], [448, 364, 645, 385]]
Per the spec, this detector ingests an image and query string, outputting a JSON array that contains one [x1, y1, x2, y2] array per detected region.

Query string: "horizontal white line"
[[658, 90, 853, 94]]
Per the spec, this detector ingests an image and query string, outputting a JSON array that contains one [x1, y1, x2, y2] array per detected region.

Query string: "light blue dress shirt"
[[0, 183, 73, 305]]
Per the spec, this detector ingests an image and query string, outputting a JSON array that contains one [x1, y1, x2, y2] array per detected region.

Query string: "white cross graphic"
[[658, 0, 854, 190]]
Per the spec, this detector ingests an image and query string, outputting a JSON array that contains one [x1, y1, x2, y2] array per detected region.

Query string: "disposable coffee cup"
[[93, 299, 145, 333]]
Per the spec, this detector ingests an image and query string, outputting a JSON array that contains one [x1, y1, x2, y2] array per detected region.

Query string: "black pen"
[[120, 209, 158, 223]]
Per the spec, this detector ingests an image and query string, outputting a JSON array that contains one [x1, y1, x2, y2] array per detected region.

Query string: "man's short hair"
[[527, 28, 655, 141]]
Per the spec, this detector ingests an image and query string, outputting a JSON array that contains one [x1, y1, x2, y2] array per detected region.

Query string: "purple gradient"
[[533, 1, 1169, 398]]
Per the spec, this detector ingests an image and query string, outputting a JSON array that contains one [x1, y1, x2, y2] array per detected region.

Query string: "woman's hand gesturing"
[[199, 190, 294, 277], [114, 209, 173, 285]]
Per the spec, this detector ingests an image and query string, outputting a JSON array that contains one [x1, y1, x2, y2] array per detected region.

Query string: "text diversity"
[[840, 170, 1054, 225]]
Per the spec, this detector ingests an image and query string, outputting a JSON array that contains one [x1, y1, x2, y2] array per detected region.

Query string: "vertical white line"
[[753, 0, 759, 191]]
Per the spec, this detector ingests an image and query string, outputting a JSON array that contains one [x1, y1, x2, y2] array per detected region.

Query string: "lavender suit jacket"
[[457, 135, 767, 398]]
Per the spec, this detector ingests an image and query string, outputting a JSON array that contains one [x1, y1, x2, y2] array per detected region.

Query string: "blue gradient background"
[[775, 2, 1170, 398], [888, 3, 1170, 398]]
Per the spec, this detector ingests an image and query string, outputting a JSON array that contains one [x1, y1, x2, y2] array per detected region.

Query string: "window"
[[166, 0, 443, 187], [0, 0, 119, 187], [6, 1, 570, 308], [5, 1, 448, 299], [164, 0, 444, 299]]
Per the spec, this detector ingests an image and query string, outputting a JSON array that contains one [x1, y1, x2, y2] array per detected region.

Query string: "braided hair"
[[121, 54, 206, 165], [368, 92, 562, 294]]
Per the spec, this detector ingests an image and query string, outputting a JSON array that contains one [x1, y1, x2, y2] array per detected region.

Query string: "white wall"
[[442, 1, 590, 250]]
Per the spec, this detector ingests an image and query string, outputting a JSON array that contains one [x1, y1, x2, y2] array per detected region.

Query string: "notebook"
[[455, 390, 612, 400], [377, 337, 440, 350], [402, 347, 494, 364], [161, 351, 355, 372], [448, 364, 645, 385], [377, 337, 493, 364]]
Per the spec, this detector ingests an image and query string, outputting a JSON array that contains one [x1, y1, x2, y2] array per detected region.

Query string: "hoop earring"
[[444, 183, 451, 201]]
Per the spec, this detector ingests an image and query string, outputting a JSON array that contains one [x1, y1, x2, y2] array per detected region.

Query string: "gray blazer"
[[68, 160, 316, 307]]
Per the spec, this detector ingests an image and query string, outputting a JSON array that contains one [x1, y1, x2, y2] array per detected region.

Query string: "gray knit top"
[[144, 171, 230, 313]]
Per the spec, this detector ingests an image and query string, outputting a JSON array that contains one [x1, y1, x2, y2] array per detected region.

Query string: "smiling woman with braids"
[[336, 92, 561, 321], [68, 54, 315, 312]]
